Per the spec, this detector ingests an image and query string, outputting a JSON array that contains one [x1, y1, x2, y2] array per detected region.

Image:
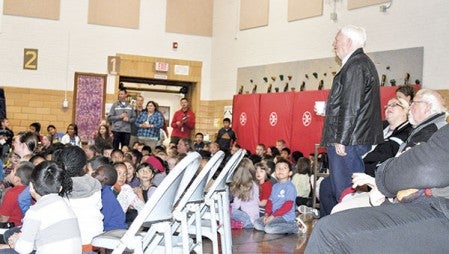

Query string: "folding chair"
[[190, 149, 246, 254], [91, 152, 202, 254], [169, 150, 226, 254]]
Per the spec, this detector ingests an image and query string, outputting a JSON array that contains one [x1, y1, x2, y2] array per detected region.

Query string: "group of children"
[[229, 149, 314, 234]]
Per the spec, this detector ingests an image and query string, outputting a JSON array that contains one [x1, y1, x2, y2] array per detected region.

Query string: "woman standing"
[[135, 101, 164, 151]]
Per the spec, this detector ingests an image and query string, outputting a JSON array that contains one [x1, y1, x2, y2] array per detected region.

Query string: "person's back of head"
[[93, 164, 117, 186], [14, 161, 34, 186], [31, 161, 73, 197], [87, 155, 111, 172], [291, 151, 304, 164], [296, 157, 312, 176], [230, 158, 255, 201], [53, 146, 87, 177]]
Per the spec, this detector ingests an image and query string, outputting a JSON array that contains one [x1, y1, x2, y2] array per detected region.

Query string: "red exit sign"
[[155, 62, 169, 72]]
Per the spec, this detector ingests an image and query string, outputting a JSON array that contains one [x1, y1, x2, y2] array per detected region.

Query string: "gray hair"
[[340, 25, 367, 48], [416, 89, 448, 116]]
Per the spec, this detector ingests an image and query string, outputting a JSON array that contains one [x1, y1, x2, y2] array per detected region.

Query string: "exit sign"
[[155, 62, 169, 72]]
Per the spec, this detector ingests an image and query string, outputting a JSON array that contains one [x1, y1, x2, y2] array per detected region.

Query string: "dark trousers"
[[112, 131, 131, 150], [326, 144, 370, 201], [318, 177, 337, 218], [305, 198, 449, 254]]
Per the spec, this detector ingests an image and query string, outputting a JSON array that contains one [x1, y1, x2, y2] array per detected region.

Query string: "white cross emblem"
[[240, 112, 247, 126], [269, 112, 278, 126], [302, 111, 312, 126]]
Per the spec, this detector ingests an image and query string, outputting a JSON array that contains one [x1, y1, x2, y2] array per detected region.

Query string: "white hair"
[[416, 89, 448, 115], [340, 25, 367, 48]]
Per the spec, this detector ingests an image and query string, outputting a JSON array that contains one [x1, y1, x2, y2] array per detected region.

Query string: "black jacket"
[[321, 48, 383, 146], [364, 120, 412, 177]]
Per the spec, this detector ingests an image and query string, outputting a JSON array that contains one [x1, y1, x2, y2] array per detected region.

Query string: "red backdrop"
[[233, 85, 419, 156]]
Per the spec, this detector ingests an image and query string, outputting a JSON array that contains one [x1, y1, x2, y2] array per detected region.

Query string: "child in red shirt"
[[255, 161, 273, 216], [0, 161, 34, 226]]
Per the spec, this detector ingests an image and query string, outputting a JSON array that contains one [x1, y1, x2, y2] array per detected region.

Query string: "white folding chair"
[[170, 150, 226, 254], [190, 149, 246, 254], [91, 152, 202, 254]]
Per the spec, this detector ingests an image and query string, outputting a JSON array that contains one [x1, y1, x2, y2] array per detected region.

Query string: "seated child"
[[113, 162, 145, 224], [2, 161, 81, 253], [230, 158, 259, 228], [93, 164, 127, 231], [291, 157, 312, 206], [0, 161, 33, 227], [254, 161, 273, 216], [134, 162, 157, 202], [254, 158, 299, 234], [54, 146, 103, 252]]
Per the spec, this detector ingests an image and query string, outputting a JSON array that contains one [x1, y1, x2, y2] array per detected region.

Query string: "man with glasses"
[[399, 88, 447, 153]]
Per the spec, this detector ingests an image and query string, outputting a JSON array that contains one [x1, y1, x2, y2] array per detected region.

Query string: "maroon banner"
[[290, 90, 329, 156], [232, 94, 260, 154], [258, 93, 295, 150]]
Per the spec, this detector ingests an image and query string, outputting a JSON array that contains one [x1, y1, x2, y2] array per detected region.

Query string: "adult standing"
[[129, 95, 144, 147], [170, 98, 195, 144], [135, 101, 164, 151], [108, 88, 136, 150], [320, 25, 383, 215]]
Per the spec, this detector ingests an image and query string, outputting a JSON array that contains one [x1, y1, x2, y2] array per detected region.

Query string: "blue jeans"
[[254, 216, 298, 234], [231, 209, 254, 229], [327, 144, 370, 202], [305, 198, 449, 253]]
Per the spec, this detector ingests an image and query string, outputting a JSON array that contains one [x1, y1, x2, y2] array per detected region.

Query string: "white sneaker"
[[297, 205, 319, 218]]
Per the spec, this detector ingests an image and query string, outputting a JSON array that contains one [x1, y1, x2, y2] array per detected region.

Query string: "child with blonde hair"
[[230, 158, 259, 228]]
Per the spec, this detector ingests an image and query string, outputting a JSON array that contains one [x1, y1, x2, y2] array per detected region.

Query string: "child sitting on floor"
[[0, 161, 33, 228], [93, 164, 127, 231], [230, 158, 260, 229], [254, 161, 273, 217], [254, 158, 299, 234], [1, 161, 81, 253], [134, 162, 158, 202]]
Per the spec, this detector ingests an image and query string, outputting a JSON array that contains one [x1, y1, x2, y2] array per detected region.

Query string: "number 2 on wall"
[[23, 49, 38, 70]]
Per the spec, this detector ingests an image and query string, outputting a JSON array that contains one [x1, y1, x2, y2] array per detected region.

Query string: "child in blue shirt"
[[93, 164, 127, 231], [254, 158, 299, 234]]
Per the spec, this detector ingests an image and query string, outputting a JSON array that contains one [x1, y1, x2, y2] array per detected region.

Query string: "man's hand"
[[352, 173, 376, 189], [335, 143, 347, 156]]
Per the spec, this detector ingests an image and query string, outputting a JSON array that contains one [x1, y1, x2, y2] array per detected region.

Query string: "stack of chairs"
[[91, 149, 246, 253]]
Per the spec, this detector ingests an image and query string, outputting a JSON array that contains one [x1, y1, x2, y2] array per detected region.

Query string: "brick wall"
[[3, 87, 115, 135]]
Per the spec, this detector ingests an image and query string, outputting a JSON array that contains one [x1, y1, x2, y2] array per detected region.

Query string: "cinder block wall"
[[3, 87, 115, 135]]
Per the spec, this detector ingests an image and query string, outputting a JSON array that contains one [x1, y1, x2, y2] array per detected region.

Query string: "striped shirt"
[[15, 194, 82, 254]]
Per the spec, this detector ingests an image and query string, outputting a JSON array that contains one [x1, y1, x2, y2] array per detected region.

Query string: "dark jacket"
[[364, 120, 412, 177], [376, 123, 449, 200], [398, 112, 447, 153], [321, 48, 383, 146]]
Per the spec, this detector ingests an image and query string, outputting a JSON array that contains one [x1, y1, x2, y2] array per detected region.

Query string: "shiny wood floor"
[[202, 214, 316, 253]]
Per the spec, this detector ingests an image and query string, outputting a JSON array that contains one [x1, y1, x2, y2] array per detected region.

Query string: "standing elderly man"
[[320, 25, 383, 215]]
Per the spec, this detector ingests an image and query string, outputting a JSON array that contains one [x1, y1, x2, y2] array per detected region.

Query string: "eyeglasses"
[[411, 100, 427, 105], [384, 103, 404, 109]]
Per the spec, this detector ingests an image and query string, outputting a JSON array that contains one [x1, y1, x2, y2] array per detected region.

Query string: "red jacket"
[[170, 108, 195, 138]]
